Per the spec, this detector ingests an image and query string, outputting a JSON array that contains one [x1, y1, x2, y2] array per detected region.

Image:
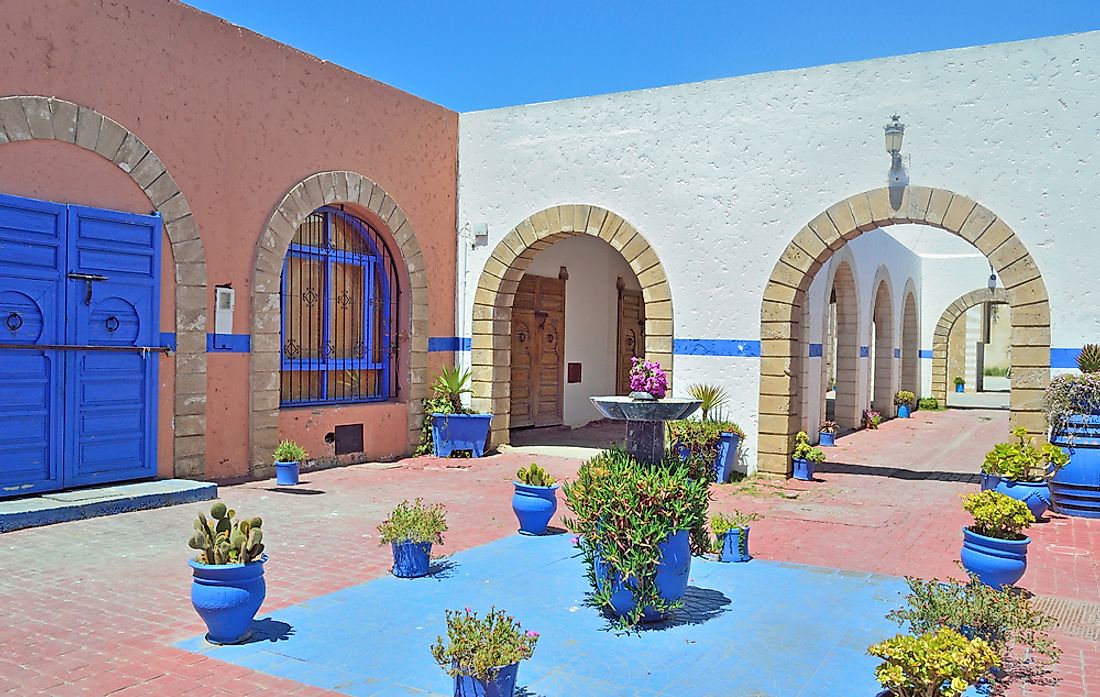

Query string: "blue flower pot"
[[956, 383, 965, 393], [818, 432, 835, 447], [960, 527, 1029, 589], [993, 478, 1051, 520], [512, 482, 559, 535], [274, 460, 300, 486], [713, 432, 741, 483], [897, 405, 911, 418], [792, 457, 814, 481], [391, 540, 432, 578], [1050, 414, 1100, 519], [593, 529, 691, 622], [432, 413, 493, 458], [718, 527, 751, 563], [979, 473, 1000, 491], [189, 555, 267, 644], [453, 663, 519, 697]]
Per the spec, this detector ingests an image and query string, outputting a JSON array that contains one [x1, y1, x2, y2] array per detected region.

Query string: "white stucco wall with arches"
[[456, 31, 1100, 472]]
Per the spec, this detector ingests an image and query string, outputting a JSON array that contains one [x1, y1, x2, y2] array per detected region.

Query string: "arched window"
[[280, 206, 399, 406]]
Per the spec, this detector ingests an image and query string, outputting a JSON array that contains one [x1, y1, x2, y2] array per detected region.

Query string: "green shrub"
[[792, 431, 825, 464], [273, 439, 307, 463], [187, 502, 264, 565], [516, 462, 555, 487], [377, 498, 448, 545], [868, 627, 1000, 697], [962, 490, 1034, 540], [982, 427, 1069, 482], [983, 366, 1010, 377], [667, 419, 744, 482], [430, 607, 538, 682], [894, 390, 916, 406], [1044, 373, 1100, 434], [917, 397, 942, 411], [561, 449, 710, 627]]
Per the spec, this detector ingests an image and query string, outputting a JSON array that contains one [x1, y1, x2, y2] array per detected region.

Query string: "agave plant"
[[1077, 343, 1100, 373], [687, 383, 728, 421], [432, 365, 473, 412]]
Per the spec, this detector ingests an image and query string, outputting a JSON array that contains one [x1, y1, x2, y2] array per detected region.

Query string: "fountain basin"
[[590, 396, 701, 422]]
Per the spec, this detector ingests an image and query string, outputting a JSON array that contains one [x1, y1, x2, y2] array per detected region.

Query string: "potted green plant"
[[894, 390, 915, 419], [512, 463, 558, 535], [427, 366, 493, 458], [273, 439, 307, 486], [982, 427, 1069, 519], [1045, 348, 1100, 518], [710, 510, 761, 563], [867, 627, 1000, 697], [819, 420, 838, 447], [430, 607, 538, 697], [562, 448, 709, 626], [960, 490, 1034, 589], [668, 416, 745, 483], [186, 502, 266, 644], [954, 376, 966, 393], [791, 431, 824, 481], [378, 498, 448, 578], [864, 409, 882, 430]]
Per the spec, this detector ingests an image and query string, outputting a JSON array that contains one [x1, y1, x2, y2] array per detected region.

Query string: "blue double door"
[[0, 193, 161, 497]]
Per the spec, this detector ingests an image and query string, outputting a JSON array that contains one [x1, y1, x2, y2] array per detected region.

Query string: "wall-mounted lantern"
[[988, 264, 997, 292], [884, 114, 908, 190]]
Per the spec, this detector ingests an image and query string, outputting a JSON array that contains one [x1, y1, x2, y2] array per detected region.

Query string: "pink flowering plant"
[[629, 356, 668, 398], [430, 607, 539, 682]]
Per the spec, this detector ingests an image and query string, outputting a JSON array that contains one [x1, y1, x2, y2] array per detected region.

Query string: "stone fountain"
[[590, 394, 701, 464]]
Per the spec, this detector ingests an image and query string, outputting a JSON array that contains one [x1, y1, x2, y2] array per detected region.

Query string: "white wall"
[[457, 31, 1100, 472]]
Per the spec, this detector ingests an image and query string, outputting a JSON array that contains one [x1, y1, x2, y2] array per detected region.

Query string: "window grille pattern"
[[280, 206, 399, 406]]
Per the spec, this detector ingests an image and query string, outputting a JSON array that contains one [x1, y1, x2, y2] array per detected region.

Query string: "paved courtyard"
[[0, 409, 1096, 696]]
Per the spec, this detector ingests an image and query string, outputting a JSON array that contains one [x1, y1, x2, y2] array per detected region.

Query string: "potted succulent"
[[710, 510, 761, 563], [186, 502, 266, 644], [819, 420, 838, 447], [378, 498, 448, 578], [562, 448, 709, 626], [954, 376, 966, 393], [982, 427, 1069, 519], [628, 356, 668, 400], [668, 417, 745, 484], [1045, 347, 1100, 518], [864, 409, 882, 430], [512, 463, 558, 535], [273, 439, 307, 486], [867, 627, 1000, 697], [430, 607, 538, 697], [894, 390, 916, 419], [791, 431, 825, 481], [429, 366, 493, 458], [960, 490, 1034, 589]]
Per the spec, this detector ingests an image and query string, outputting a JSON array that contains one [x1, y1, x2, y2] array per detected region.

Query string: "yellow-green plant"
[[378, 499, 448, 545], [792, 431, 825, 464], [868, 627, 1000, 697], [516, 462, 555, 487], [273, 439, 307, 463], [709, 510, 761, 556], [894, 390, 916, 407], [187, 502, 264, 565], [430, 607, 538, 682], [962, 490, 1034, 540], [981, 427, 1069, 482]]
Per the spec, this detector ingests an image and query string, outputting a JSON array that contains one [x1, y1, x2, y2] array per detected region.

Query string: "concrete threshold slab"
[[0, 479, 217, 533]]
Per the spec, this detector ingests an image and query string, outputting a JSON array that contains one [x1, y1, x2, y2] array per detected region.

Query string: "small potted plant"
[[512, 463, 558, 535], [867, 627, 1000, 697], [429, 366, 493, 458], [894, 390, 916, 419], [819, 420, 838, 447], [1045, 351, 1100, 518], [954, 376, 966, 393], [378, 498, 448, 578], [273, 439, 307, 486], [430, 607, 538, 697], [187, 502, 266, 644], [982, 427, 1069, 519], [864, 409, 882, 430], [791, 431, 825, 481], [668, 417, 745, 483], [960, 490, 1034, 589], [710, 510, 761, 563]]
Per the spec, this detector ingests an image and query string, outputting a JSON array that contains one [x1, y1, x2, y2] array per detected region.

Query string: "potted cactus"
[[273, 439, 307, 486], [819, 420, 838, 447], [187, 502, 266, 644], [791, 431, 825, 481], [431, 607, 539, 697], [960, 490, 1034, 589], [512, 463, 559, 536], [894, 390, 916, 418], [378, 499, 448, 578], [710, 510, 761, 563]]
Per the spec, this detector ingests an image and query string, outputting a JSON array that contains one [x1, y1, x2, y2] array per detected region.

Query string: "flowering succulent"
[[430, 607, 538, 682], [628, 356, 668, 399]]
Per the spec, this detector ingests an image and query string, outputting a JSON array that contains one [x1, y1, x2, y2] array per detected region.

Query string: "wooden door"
[[510, 274, 565, 428], [616, 287, 645, 395]]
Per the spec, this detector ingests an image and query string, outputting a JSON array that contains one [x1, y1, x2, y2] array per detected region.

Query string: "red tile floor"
[[0, 408, 1095, 696]]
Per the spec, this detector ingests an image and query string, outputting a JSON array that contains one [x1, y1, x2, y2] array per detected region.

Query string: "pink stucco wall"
[[0, 0, 458, 479]]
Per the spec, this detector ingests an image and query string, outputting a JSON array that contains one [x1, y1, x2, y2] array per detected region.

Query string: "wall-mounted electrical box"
[[212, 285, 235, 350]]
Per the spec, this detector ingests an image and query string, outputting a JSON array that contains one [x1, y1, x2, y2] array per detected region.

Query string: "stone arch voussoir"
[[931, 286, 1010, 404]]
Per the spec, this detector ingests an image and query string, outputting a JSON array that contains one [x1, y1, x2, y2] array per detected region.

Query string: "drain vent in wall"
[[1032, 595, 1100, 641]]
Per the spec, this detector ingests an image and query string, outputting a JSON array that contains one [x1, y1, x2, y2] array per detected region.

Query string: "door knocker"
[[5, 312, 22, 332], [104, 315, 121, 333]]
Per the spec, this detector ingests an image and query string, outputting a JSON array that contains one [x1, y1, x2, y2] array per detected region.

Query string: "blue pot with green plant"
[[668, 410, 744, 483], [959, 490, 1034, 588], [427, 366, 493, 458], [711, 511, 760, 563], [1046, 365, 1100, 518], [791, 431, 824, 481], [983, 427, 1069, 519], [512, 463, 558, 535], [431, 608, 538, 697], [273, 439, 307, 486], [868, 628, 1000, 697], [819, 421, 837, 447], [955, 376, 966, 393], [894, 390, 915, 419], [378, 499, 448, 579]]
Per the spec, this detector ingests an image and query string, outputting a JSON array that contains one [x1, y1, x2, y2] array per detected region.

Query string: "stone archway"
[[901, 280, 920, 397], [870, 265, 896, 416], [818, 250, 861, 431], [931, 287, 1010, 404], [470, 205, 672, 448], [0, 95, 208, 477], [251, 172, 429, 471], [758, 186, 1050, 477]]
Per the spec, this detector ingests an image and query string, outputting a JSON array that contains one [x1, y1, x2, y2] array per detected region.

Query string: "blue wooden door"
[[0, 193, 160, 496]]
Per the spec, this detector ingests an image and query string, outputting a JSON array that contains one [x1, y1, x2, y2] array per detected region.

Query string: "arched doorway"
[[931, 287, 1010, 404], [901, 282, 919, 397], [470, 204, 672, 448], [758, 186, 1051, 476], [870, 268, 895, 416], [820, 254, 861, 431]]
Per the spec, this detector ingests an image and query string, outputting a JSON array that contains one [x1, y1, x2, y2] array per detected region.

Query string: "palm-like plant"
[[688, 383, 728, 421], [1077, 343, 1100, 373], [432, 365, 472, 412]]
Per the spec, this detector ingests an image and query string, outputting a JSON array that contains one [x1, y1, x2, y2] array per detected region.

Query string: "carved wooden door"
[[616, 288, 645, 395], [510, 275, 565, 428]]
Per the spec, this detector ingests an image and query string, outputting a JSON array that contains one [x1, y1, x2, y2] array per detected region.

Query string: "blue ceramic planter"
[[818, 432, 835, 447], [274, 460, 299, 486], [955, 383, 965, 393], [594, 529, 691, 622], [979, 473, 1000, 491], [713, 432, 741, 483], [391, 540, 432, 578], [512, 482, 559, 535], [189, 555, 267, 644], [993, 478, 1051, 520], [1050, 414, 1100, 518], [432, 413, 493, 458], [792, 457, 814, 481], [453, 663, 519, 697], [718, 527, 751, 563], [960, 527, 1029, 589], [897, 405, 911, 418]]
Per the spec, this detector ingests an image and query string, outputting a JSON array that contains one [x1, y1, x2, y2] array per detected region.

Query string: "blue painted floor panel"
[[177, 534, 915, 696]]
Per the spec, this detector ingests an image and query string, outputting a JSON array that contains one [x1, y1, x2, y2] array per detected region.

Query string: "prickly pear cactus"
[[1077, 343, 1100, 373], [516, 462, 555, 487], [187, 502, 265, 565]]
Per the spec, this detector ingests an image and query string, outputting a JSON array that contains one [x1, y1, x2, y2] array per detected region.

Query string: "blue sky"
[[185, 1, 1100, 112]]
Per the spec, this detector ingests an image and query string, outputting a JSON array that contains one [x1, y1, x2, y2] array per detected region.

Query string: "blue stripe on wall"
[[673, 339, 760, 357], [429, 337, 472, 352], [859, 346, 870, 358], [919, 349, 933, 359], [206, 333, 251, 352], [808, 343, 823, 358], [1050, 348, 1082, 369]]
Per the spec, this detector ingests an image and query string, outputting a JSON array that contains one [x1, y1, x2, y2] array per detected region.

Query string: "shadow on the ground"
[[514, 688, 547, 697], [266, 483, 326, 495], [815, 461, 980, 484], [238, 618, 294, 644], [427, 558, 459, 579], [598, 585, 731, 633]]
